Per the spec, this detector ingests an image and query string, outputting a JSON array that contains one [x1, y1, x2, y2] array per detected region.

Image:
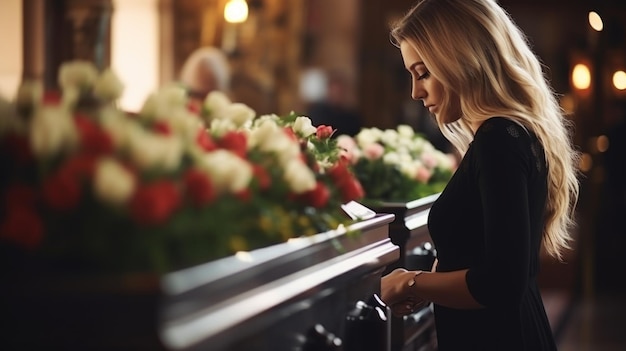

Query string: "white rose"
[[30, 106, 77, 157], [248, 118, 278, 148], [265, 133, 301, 165], [410, 137, 427, 153], [58, 61, 98, 91], [382, 151, 401, 166], [435, 152, 457, 171], [203, 91, 232, 120], [128, 130, 183, 171], [200, 150, 252, 193], [93, 157, 136, 205], [139, 85, 187, 121], [283, 160, 316, 194], [170, 110, 203, 141], [292, 116, 317, 137], [138, 92, 159, 119], [223, 103, 255, 127], [397, 124, 415, 138], [398, 162, 416, 179], [250, 122, 300, 164], [210, 118, 237, 137], [159, 84, 188, 109], [253, 114, 281, 127], [381, 129, 400, 148], [93, 68, 124, 102], [61, 86, 80, 108], [356, 128, 379, 148], [100, 108, 134, 149]]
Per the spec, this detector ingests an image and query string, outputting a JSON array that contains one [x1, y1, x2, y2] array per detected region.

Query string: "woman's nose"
[[411, 85, 425, 101]]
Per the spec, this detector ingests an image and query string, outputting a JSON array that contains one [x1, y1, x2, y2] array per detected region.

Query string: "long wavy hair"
[[390, 0, 580, 260]]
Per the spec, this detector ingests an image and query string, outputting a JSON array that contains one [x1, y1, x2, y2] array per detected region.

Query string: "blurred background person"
[[179, 46, 231, 104], [301, 68, 363, 136]]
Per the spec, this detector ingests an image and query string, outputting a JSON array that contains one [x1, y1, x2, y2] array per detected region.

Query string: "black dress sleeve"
[[465, 120, 534, 307]]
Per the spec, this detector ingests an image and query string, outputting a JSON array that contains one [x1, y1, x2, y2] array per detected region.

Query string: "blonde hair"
[[391, 0, 580, 260], [179, 47, 231, 94]]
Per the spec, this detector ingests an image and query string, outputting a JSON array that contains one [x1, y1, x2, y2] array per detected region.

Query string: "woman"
[[380, 0, 580, 350]]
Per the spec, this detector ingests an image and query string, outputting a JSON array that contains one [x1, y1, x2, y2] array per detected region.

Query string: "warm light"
[[112, 0, 159, 112], [572, 63, 591, 90], [224, 0, 248, 24], [588, 11, 603, 32], [0, 0, 22, 98], [579, 153, 593, 172], [235, 251, 253, 262], [596, 135, 609, 153], [612, 70, 626, 90]]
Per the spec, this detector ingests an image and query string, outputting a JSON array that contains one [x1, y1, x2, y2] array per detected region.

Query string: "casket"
[[1, 214, 397, 351], [159, 213, 397, 351]]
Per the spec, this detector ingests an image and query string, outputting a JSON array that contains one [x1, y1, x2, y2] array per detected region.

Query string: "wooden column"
[[22, 0, 46, 81]]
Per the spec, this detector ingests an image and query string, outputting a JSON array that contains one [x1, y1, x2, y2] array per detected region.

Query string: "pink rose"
[[415, 167, 432, 183], [421, 152, 437, 169], [315, 125, 335, 139], [363, 143, 385, 160]]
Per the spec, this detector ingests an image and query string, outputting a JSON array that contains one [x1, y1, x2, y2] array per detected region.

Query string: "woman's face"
[[400, 40, 461, 124]]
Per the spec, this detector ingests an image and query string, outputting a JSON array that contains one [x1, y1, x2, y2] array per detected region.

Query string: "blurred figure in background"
[[179, 47, 231, 104], [301, 68, 362, 136]]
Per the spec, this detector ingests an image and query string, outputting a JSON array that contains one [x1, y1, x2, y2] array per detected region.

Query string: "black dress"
[[428, 117, 557, 350]]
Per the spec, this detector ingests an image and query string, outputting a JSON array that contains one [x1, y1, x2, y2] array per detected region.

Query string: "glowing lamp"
[[224, 0, 249, 24]]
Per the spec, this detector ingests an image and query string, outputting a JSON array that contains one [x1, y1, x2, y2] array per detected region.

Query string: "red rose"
[[328, 161, 352, 185], [0, 206, 44, 250], [42, 90, 62, 105], [218, 131, 247, 158], [3, 133, 33, 167], [252, 164, 271, 190], [74, 114, 114, 155], [235, 188, 252, 203], [130, 181, 181, 225], [62, 153, 97, 179], [3, 183, 37, 208], [303, 182, 330, 208], [328, 160, 364, 202], [186, 99, 201, 115], [42, 171, 81, 211], [340, 177, 364, 203], [183, 169, 216, 206], [153, 121, 173, 135], [283, 127, 298, 141], [196, 128, 217, 152], [316, 125, 335, 139]]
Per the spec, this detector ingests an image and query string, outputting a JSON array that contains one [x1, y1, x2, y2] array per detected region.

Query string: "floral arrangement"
[[337, 125, 457, 203], [0, 61, 363, 274]]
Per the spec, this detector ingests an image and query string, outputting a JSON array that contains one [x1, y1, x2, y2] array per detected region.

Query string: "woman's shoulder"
[[474, 117, 532, 145], [471, 116, 538, 161]]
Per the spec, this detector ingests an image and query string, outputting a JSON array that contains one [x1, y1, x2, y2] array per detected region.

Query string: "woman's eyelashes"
[[417, 71, 430, 80]]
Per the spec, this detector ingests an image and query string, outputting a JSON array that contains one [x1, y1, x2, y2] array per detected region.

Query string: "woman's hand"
[[381, 268, 428, 316]]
